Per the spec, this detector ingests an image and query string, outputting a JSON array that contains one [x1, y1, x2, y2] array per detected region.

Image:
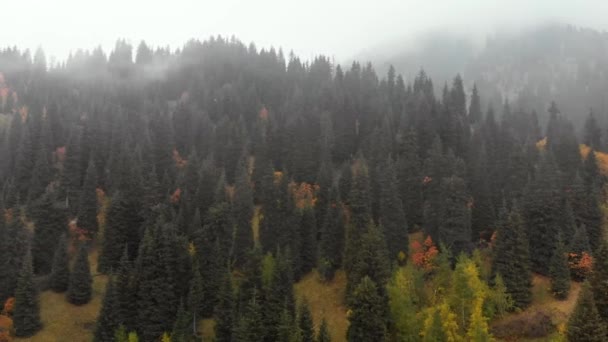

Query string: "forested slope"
[[0, 36, 606, 341]]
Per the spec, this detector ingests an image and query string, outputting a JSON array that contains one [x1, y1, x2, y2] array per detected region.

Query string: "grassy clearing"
[[492, 275, 581, 341], [294, 270, 348, 342], [15, 250, 106, 342]]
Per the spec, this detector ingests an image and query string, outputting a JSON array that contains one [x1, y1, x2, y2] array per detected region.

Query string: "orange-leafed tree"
[[411, 236, 439, 273]]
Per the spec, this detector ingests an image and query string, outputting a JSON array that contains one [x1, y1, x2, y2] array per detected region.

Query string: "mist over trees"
[[0, 32, 606, 340]]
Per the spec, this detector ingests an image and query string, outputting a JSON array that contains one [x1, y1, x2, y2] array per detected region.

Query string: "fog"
[[4, 0, 608, 63]]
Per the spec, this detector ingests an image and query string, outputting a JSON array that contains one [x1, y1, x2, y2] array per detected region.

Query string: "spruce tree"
[[0, 214, 30, 303], [591, 241, 608, 322], [317, 318, 331, 342], [13, 249, 42, 337], [78, 159, 99, 236], [344, 157, 372, 275], [187, 259, 204, 326], [298, 300, 314, 342], [94, 278, 119, 342], [318, 187, 345, 281], [378, 157, 409, 261], [49, 233, 70, 293], [232, 153, 254, 266], [171, 300, 192, 342], [396, 129, 423, 227], [30, 192, 67, 274], [298, 206, 317, 277], [567, 282, 607, 342], [549, 235, 570, 300], [438, 175, 472, 256], [115, 247, 136, 331], [492, 206, 532, 309], [214, 269, 235, 342], [67, 243, 93, 305], [347, 276, 387, 342]]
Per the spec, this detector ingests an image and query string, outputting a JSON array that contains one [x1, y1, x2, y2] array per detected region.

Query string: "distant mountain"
[[360, 24, 608, 129]]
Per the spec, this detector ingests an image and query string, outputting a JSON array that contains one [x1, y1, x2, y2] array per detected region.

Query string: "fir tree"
[[438, 175, 472, 256], [550, 236, 571, 300], [347, 276, 387, 342], [67, 244, 93, 305], [94, 278, 119, 342], [591, 241, 608, 322], [232, 153, 254, 266], [49, 233, 70, 293], [318, 187, 345, 281], [396, 129, 423, 227], [298, 206, 317, 277], [13, 249, 42, 337], [492, 206, 532, 309], [317, 318, 331, 342], [171, 300, 192, 342], [30, 192, 67, 274], [187, 259, 204, 326], [567, 282, 607, 342], [214, 269, 235, 342], [298, 300, 314, 342], [78, 159, 99, 236], [378, 157, 409, 261]]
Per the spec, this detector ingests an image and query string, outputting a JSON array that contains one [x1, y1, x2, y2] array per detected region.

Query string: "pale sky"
[[5, 0, 608, 63]]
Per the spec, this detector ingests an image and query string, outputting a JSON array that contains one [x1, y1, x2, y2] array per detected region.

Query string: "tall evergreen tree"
[[49, 233, 70, 293], [298, 206, 317, 277], [232, 152, 254, 266], [378, 157, 409, 261], [94, 278, 119, 342], [67, 244, 93, 305], [347, 276, 387, 342], [567, 282, 607, 342], [492, 206, 532, 309], [214, 269, 235, 342], [298, 300, 315, 342], [318, 187, 345, 281], [317, 318, 332, 342], [78, 159, 99, 236], [396, 129, 423, 227], [591, 241, 608, 322], [549, 235, 570, 300], [30, 193, 67, 274], [13, 249, 42, 337], [438, 175, 471, 256]]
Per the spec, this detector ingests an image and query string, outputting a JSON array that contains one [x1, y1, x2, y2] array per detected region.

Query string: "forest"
[[0, 35, 607, 341]]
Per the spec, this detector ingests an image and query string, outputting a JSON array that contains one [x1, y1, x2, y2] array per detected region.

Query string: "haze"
[[5, 0, 608, 63]]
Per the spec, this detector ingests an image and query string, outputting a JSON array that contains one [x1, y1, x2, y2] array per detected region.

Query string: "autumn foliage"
[[569, 252, 594, 281], [289, 181, 319, 209], [580, 144, 608, 176], [411, 236, 439, 272], [172, 148, 188, 169]]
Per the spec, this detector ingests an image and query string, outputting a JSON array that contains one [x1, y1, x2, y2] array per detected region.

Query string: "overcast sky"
[[4, 0, 608, 63]]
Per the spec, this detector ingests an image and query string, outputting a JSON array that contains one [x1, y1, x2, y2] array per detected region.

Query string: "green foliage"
[[388, 266, 422, 341], [492, 206, 532, 309], [67, 244, 93, 305], [549, 236, 570, 300], [378, 157, 409, 261], [591, 241, 608, 321], [298, 300, 314, 342], [347, 276, 387, 342], [49, 233, 70, 293], [30, 193, 67, 274], [78, 159, 99, 236], [94, 278, 119, 342], [567, 282, 607, 342], [317, 318, 331, 342], [13, 249, 42, 337], [214, 269, 235, 342]]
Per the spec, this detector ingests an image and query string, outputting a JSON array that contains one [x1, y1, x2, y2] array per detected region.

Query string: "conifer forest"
[[1, 22, 608, 342]]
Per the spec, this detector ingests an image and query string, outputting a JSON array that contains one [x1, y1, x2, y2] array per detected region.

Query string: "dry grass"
[[492, 274, 581, 341], [294, 270, 348, 342], [15, 250, 107, 342]]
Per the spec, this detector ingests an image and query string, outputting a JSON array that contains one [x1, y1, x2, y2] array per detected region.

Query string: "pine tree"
[[171, 300, 192, 342], [232, 153, 254, 266], [298, 300, 314, 342], [30, 192, 67, 274], [550, 236, 571, 300], [492, 206, 532, 309], [347, 276, 387, 342], [115, 247, 136, 331], [567, 282, 607, 342], [187, 259, 204, 327], [468, 83, 482, 124], [378, 158, 409, 261], [523, 153, 562, 274], [49, 233, 70, 293], [318, 187, 345, 281], [591, 241, 608, 321], [438, 175, 471, 256], [94, 278, 119, 342], [396, 129, 423, 227], [13, 249, 42, 337], [67, 244, 93, 305], [0, 217, 29, 304], [214, 269, 235, 342], [317, 318, 331, 342], [78, 159, 99, 236], [344, 157, 372, 275], [298, 206, 317, 277]]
